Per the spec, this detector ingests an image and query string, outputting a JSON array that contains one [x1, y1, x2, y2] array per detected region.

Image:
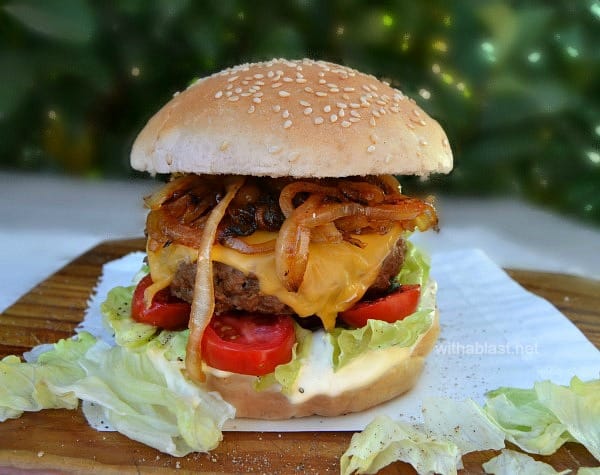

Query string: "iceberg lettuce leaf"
[[482, 449, 571, 475], [340, 415, 461, 475], [534, 377, 600, 461], [1, 332, 234, 456], [0, 332, 95, 421]]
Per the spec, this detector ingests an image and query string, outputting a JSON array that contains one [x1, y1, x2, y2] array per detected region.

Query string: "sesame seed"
[[341, 120, 351, 127], [372, 110, 381, 118], [235, 87, 242, 94], [330, 87, 340, 93], [319, 79, 327, 84], [412, 108, 421, 117], [339, 109, 345, 117], [241, 92, 250, 97], [362, 85, 371, 92], [316, 91, 328, 97], [283, 119, 292, 129], [254, 73, 264, 79], [272, 82, 283, 88], [379, 107, 386, 115], [272, 105, 281, 112], [367, 145, 376, 153], [282, 109, 290, 118], [228, 95, 239, 101], [225, 91, 232, 97], [343, 87, 356, 92], [323, 105, 331, 113], [304, 107, 313, 115], [342, 93, 350, 101], [336, 102, 348, 109], [419, 138, 428, 146], [350, 110, 361, 118], [242, 80, 249, 85], [296, 78, 307, 83], [253, 97, 261, 104], [255, 80, 265, 86], [227, 76, 239, 82], [370, 117, 377, 127], [304, 86, 314, 93], [390, 106, 400, 113], [248, 105, 255, 113], [350, 103, 360, 109], [226, 83, 233, 90], [376, 99, 387, 106], [283, 77, 293, 83], [299, 100, 311, 107], [253, 92, 264, 97], [314, 116, 324, 124], [349, 117, 360, 122], [278, 90, 291, 97], [327, 83, 338, 88], [214, 91, 223, 99], [267, 71, 274, 78], [330, 114, 338, 122], [318, 71, 325, 77]]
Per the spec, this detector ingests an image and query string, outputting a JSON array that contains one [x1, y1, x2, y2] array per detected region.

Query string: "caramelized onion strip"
[[144, 175, 203, 210], [220, 235, 276, 254], [279, 181, 343, 217], [185, 176, 245, 383], [275, 195, 320, 292]]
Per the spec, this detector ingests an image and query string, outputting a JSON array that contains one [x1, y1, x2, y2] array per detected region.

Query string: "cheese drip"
[[147, 227, 403, 330]]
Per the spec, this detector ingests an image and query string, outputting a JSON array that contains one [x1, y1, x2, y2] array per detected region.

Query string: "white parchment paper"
[[81, 249, 600, 432]]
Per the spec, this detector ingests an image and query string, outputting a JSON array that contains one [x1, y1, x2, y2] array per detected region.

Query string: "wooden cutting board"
[[1, 238, 598, 474]]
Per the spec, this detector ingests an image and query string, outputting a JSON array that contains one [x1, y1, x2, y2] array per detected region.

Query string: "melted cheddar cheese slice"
[[147, 226, 403, 330]]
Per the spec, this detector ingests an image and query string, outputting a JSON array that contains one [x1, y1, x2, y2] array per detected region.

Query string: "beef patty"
[[170, 238, 406, 315]]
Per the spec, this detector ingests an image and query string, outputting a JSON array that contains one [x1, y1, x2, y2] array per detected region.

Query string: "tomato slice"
[[131, 274, 191, 330], [339, 284, 421, 328], [201, 313, 296, 376]]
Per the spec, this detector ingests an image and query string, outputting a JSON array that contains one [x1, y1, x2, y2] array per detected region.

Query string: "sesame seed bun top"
[[130, 58, 453, 177]]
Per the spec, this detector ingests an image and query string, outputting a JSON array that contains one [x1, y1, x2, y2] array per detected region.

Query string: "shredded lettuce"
[[394, 240, 431, 288], [483, 377, 600, 459], [101, 285, 160, 348], [254, 323, 313, 395], [482, 449, 571, 475], [0, 332, 234, 456], [329, 243, 434, 369], [330, 309, 433, 368]]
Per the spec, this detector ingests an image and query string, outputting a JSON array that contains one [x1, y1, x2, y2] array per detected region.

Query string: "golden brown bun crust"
[[131, 59, 452, 178], [205, 308, 440, 419]]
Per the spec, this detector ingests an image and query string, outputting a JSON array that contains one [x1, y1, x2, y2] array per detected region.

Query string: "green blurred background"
[[1, 0, 599, 225]]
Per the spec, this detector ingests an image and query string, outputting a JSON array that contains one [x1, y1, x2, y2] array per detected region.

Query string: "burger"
[[125, 58, 452, 419]]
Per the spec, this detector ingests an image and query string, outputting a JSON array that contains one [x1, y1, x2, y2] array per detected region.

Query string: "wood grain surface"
[[1, 238, 598, 474]]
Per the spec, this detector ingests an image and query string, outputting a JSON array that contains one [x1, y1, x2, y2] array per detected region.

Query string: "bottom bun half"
[[205, 298, 440, 420]]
